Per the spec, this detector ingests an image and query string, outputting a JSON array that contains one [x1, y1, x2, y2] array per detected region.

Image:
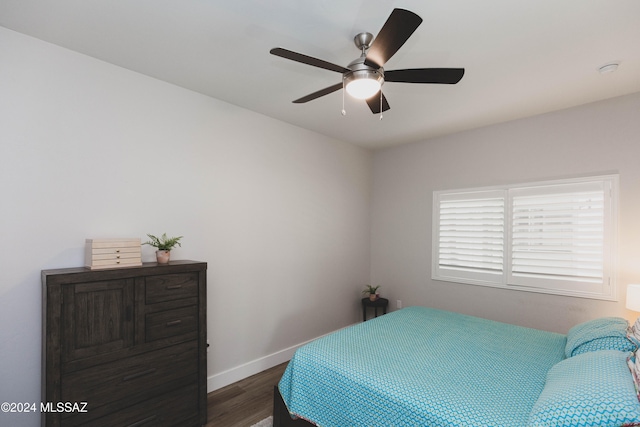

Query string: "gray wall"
[[0, 27, 371, 427], [371, 92, 640, 333]]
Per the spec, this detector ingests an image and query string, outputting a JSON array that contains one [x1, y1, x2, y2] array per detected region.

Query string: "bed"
[[274, 306, 640, 427]]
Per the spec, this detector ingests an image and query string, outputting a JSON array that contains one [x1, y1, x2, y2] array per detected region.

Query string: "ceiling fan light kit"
[[344, 71, 383, 99], [270, 8, 465, 115]]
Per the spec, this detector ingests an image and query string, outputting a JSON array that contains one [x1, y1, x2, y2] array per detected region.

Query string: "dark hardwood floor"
[[207, 362, 288, 427]]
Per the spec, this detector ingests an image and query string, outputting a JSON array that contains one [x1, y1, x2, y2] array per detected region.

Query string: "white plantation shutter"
[[434, 190, 505, 285], [433, 176, 617, 300], [508, 181, 611, 296]]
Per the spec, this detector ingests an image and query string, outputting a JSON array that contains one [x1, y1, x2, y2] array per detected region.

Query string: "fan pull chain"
[[379, 91, 383, 120], [341, 77, 346, 116]]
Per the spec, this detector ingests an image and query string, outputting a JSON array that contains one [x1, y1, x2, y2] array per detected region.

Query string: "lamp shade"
[[627, 284, 640, 312]]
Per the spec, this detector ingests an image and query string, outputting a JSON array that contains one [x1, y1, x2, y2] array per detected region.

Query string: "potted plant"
[[362, 285, 381, 301], [143, 233, 183, 264]]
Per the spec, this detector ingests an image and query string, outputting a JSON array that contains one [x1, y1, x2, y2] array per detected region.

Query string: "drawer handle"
[[123, 368, 156, 382], [115, 249, 120, 253], [126, 415, 157, 427], [166, 319, 182, 327], [166, 284, 182, 290]]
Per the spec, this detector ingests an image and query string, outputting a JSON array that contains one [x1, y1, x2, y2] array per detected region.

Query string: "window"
[[435, 190, 505, 286], [432, 175, 618, 300]]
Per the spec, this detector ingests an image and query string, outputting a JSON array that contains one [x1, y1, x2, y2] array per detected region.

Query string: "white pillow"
[[628, 318, 640, 347]]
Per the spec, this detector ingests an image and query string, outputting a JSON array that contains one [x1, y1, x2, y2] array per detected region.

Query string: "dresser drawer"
[[69, 384, 199, 427], [145, 273, 198, 304], [61, 341, 198, 409], [145, 306, 198, 342]]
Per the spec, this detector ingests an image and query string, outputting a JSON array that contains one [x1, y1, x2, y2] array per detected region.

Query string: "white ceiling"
[[1, 0, 639, 149]]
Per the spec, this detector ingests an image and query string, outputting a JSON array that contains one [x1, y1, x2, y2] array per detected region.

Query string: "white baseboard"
[[206, 336, 311, 392], [207, 324, 357, 392]]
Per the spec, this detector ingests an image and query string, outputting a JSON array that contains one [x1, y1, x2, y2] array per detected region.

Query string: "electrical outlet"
[[396, 300, 402, 309]]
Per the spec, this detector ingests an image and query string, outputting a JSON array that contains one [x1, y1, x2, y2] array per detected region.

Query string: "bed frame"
[[273, 386, 314, 427]]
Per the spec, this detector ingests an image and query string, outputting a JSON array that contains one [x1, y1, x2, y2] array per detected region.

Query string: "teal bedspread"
[[279, 306, 566, 427]]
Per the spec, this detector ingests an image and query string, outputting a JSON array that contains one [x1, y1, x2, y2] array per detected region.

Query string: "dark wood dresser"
[[41, 260, 207, 427]]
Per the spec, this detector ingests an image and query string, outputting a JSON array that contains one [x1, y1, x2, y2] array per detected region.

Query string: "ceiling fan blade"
[[385, 68, 465, 84], [365, 91, 391, 114], [270, 48, 349, 74], [293, 83, 343, 103], [364, 9, 423, 68]]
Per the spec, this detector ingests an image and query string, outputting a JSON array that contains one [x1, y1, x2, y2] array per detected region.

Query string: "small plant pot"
[[156, 250, 171, 264], [369, 294, 378, 301]]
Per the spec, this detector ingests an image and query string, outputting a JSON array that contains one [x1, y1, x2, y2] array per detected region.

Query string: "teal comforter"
[[279, 306, 566, 427]]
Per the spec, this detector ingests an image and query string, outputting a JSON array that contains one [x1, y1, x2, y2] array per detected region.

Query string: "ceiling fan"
[[270, 8, 465, 114]]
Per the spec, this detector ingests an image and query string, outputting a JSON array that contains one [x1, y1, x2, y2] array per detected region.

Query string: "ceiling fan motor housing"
[[349, 31, 384, 88], [344, 53, 384, 99]]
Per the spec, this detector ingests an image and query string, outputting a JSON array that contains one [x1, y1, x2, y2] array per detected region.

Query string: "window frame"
[[432, 175, 618, 301]]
